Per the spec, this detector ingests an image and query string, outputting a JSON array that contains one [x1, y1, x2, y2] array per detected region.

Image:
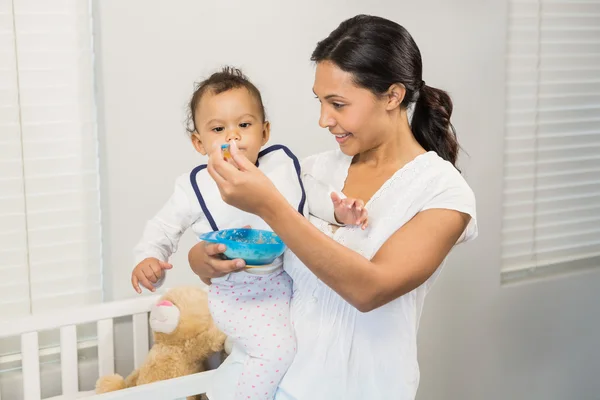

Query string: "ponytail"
[[411, 84, 459, 167]]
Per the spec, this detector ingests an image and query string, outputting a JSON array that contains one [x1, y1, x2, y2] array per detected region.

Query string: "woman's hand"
[[207, 140, 283, 216], [188, 241, 246, 284]]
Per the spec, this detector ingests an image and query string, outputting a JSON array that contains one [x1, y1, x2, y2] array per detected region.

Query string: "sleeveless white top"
[[275, 150, 478, 400]]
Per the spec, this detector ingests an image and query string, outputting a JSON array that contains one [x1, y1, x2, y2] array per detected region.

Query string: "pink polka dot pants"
[[208, 269, 295, 400]]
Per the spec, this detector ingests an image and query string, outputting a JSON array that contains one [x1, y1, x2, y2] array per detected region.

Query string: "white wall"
[[93, 1, 600, 399]]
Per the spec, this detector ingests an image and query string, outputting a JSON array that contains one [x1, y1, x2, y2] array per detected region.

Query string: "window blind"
[[0, 0, 31, 319], [0, 0, 102, 317], [503, 0, 600, 278]]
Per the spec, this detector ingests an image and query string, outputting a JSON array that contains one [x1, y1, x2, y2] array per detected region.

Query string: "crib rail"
[[0, 296, 159, 339], [0, 294, 214, 400], [89, 370, 215, 400]]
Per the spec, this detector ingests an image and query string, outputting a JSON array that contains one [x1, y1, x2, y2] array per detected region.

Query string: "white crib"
[[0, 293, 216, 400]]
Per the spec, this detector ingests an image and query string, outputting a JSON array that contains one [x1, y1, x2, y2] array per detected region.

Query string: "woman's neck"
[[354, 112, 425, 169]]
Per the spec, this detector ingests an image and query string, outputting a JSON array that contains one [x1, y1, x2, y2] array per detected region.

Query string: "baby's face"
[[192, 87, 270, 164]]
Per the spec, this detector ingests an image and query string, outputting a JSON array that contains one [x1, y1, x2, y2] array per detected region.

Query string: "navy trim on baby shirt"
[[190, 144, 306, 231]]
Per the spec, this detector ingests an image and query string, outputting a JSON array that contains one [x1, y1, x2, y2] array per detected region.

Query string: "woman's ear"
[[191, 132, 207, 155], [385, 83, 406, 111]]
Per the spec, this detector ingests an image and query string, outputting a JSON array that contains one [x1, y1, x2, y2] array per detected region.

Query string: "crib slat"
[[60, 325, 79, 395], [97, 319, 115, 376], [21, 332, 41, 400], [132, 312, 149, 368]]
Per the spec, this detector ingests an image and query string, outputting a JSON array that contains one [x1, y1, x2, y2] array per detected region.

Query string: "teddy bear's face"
[[150, 286, 218, 346], [150, 299, 180, 334]]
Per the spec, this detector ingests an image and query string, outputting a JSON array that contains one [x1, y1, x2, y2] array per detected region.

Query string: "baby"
[[132, 67, 367, 400]]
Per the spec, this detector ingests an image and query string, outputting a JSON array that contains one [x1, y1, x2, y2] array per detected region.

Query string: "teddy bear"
[[95, 286, 227, 400]]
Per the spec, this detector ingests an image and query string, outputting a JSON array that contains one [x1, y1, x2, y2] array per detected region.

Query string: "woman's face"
[[313, 61, 392, 156]]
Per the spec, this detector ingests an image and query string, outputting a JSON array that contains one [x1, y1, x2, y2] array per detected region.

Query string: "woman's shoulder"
[[426, 152, 475, 201], [417, 152, 477, 242], [421, 152, 474, 194], [401, 151, 474, 206], [373, 151, 477, 239], [368, 151, 475, 212]]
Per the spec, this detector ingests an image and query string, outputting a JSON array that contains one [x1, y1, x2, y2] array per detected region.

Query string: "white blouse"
[[275, 150, 478, 400]]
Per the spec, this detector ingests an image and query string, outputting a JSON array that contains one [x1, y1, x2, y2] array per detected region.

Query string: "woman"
[[190, 14, 477, 400]]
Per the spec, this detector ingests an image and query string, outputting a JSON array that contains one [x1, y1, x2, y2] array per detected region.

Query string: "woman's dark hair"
[[186, 66, 266, 134], [311, 15, 459, 166]]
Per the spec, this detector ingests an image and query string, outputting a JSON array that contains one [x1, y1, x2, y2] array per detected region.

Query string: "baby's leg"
[[209, 270, 295, 400], [233, 307, 295, 400]]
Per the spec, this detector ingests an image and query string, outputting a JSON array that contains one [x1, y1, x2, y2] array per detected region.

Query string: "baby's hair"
[[185, 66, 266, 135]]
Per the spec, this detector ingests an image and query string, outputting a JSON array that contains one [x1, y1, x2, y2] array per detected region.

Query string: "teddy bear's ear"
[[150, 299, 180, 334]]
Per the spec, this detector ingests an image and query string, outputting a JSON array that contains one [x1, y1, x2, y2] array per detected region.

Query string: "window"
[[502, 0, 600, 281], [0, 0, 102, 317]]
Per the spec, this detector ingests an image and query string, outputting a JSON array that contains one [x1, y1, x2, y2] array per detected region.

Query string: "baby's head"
[[187, 67, 270, 164]]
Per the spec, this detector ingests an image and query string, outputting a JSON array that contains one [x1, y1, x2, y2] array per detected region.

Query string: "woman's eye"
[[212, 127, 224, 133], [332, 102, 345, 109], [239, 122, 251, 128]]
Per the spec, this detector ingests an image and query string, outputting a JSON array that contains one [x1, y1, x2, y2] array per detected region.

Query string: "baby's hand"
[[131, 257, 173, 294], [331, 192, 369, 230]]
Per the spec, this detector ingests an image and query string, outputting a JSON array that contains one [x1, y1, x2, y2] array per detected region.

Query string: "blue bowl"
[[199, 228, 286, 266]]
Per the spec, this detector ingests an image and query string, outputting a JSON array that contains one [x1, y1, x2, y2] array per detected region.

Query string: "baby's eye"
[[212, 127, 224, 133], [239, 122, 251, 128]]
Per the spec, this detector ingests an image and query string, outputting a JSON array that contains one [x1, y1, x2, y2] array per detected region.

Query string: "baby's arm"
[[303, 173, 368, 228], [132, 174, 199, 293]]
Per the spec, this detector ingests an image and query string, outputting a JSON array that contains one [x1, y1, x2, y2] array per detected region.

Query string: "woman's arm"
[[206, 141, 471, 312], [260, 195, 469, 312]]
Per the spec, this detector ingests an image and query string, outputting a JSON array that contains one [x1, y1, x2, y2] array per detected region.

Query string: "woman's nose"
[[319, 109, 335, 129]]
